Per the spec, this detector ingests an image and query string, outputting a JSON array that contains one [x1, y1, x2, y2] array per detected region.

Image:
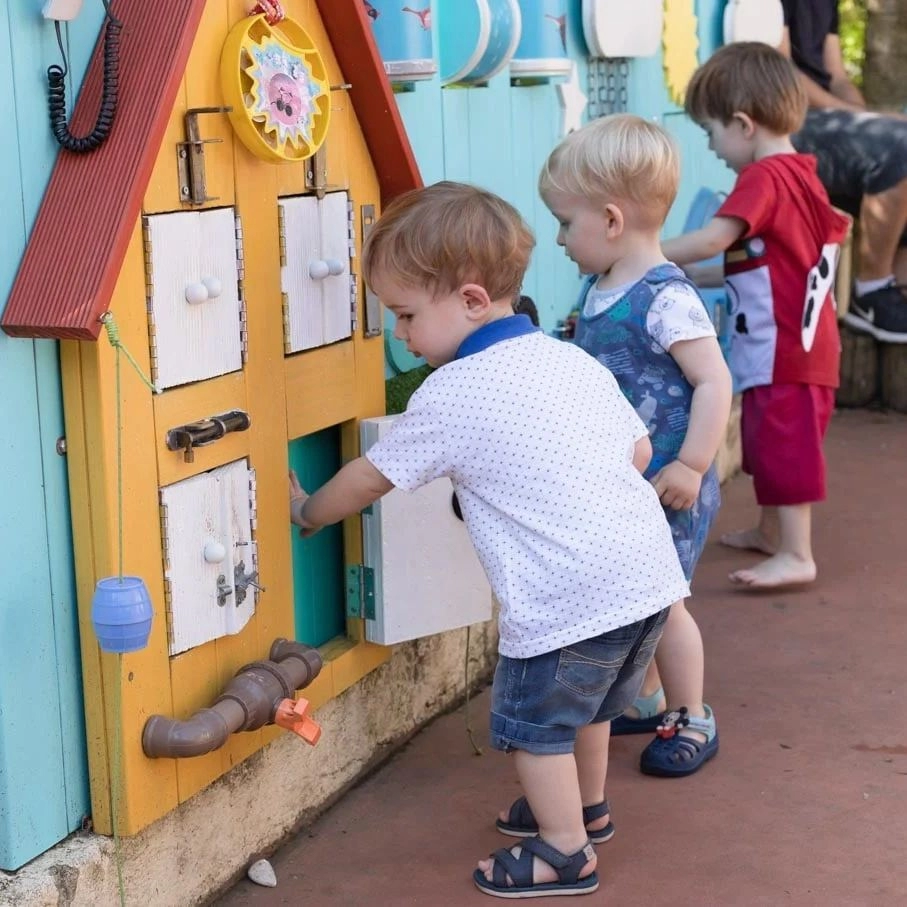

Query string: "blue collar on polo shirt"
[[454, 314, 540, 360]]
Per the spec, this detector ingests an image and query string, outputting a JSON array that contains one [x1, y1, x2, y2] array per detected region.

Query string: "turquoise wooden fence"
[[0, 0, 105, 872]]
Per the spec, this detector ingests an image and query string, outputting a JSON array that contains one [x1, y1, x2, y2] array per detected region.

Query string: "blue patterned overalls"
[[574, 264, 721, 580]]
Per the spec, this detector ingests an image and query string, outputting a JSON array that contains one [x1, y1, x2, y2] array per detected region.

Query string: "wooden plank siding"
[[0, 1, 104, 871]]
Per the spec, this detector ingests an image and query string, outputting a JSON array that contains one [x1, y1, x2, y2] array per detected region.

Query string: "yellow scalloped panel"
[[221, 14, 331, 163], [662, 0, 700, 106]]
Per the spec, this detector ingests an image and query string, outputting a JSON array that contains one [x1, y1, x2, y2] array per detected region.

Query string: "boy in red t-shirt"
[[663, 42, 850, 590]]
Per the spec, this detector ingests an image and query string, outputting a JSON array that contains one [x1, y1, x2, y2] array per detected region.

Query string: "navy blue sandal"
[[473, 836, 598, 899], [639, 705, 719, 777], [610, 687, 665, 736], [496, 796, 614, 844]]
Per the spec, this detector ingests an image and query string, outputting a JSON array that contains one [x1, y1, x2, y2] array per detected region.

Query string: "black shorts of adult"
[[792, 108, 907, 246]]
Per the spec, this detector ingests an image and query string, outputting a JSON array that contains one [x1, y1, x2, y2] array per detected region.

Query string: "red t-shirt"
[[717, 154, 850, 391]]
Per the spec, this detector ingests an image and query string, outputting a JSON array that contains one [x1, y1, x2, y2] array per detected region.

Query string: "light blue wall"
[[390, 0, 735, 332], [0, 0, 104, 871]]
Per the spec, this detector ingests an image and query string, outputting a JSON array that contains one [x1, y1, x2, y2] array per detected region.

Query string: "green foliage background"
[[839, 0, 867, 82]]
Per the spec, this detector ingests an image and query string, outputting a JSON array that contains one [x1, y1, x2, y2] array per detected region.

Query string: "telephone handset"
[[45, 0, 122, 153]]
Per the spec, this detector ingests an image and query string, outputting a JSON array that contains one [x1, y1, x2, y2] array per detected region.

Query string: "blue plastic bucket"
[[511, 0, 571, 78], [366, 1, 437, 81], [91, 575, 154, 653]]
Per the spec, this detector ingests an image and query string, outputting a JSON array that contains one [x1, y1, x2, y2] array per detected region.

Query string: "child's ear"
[[732, 111, 756, 137], [460, 283, 493, 318], [603, 203, 625, 237]]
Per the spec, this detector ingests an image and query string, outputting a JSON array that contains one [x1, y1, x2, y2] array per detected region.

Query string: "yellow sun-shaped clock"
[[221, 13, 331, 163], [662, 0, 700, 106]]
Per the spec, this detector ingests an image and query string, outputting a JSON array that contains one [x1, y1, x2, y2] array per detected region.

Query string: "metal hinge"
[[350, 273, 359, 333], [277, 204, 287, 267], [248, 466, 258, 534], [360, 204, 382, 338], [346, 564, 376, 620], [281, 292, 292, 353], [235, 213, 249, 362], [159, 498, 174, 637], [142, 217, 160, 384], [347, 197, 356, 258]]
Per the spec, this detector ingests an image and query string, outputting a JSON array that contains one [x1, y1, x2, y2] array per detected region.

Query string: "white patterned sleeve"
[[647, 282, 716, 351], [364, 382, 452, 492]]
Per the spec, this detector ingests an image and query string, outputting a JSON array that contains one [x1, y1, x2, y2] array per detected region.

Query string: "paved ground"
[[217, 408, 907, 906]]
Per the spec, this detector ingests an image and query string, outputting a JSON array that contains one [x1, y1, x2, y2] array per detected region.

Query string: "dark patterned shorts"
[[792, 109, 907, 245]]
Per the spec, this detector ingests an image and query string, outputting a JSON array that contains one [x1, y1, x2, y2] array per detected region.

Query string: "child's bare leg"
[[730, 503, 816, 588], [479, 750, 596, 885], [720, 506, 779, 553], [495, 721, 612, 832], [654, 600, 707, 741], [574, 720, 612, 835], [622, 660, 665, 717]]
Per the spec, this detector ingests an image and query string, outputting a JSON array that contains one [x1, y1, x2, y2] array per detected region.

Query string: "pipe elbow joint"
[[142, 708, 230, 759]]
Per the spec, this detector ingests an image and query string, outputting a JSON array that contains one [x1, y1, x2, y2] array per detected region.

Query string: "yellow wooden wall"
[[61, 0, 391, 835]]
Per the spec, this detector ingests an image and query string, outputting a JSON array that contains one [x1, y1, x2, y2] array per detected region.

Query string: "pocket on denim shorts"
[[555, 639, 627, 697]]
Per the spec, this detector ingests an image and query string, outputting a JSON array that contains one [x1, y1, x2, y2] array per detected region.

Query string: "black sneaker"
[[843, 284, 907, 343]]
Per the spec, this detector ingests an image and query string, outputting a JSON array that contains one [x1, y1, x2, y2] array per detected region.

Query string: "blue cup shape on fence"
[[511, 0, 571, 78], [91, 575, 154, 653], [440, 0, 521, 85], [367, 1, 437, 81]]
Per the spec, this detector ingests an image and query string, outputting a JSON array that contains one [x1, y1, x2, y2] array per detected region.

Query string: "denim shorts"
[[489, 608, 670, 755]]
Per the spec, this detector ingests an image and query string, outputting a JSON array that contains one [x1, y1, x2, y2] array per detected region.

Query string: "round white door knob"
[[185, 282, 209, 304], [309, 260, 330, 280], [204, 540, 227, 564], [326, 258, 345, 276], [201, 276, 222, 299]]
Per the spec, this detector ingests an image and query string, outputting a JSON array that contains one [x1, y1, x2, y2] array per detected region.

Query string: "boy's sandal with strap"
[[639, 704, 719, 777], [610, 686, 665, 736], [496, 796, 614, 844], [473, 836, 599, 899]]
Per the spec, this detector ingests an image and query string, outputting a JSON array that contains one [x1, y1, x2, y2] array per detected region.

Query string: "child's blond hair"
[[538, 114, 679, 225], [684, 42, 807, 135], [361, 181, 535, 301]]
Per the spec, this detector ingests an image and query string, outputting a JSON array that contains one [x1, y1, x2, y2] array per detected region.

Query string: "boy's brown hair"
[[684, 41, 807, 135], [361, 181, 535, 301], [538, 114, 679, 227]]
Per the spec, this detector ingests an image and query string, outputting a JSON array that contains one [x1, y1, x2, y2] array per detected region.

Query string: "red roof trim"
[[316, 0, 422, 205], [3, 1, 422, 341]]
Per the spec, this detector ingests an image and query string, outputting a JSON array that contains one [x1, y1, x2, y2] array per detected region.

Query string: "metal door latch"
[[234, 560, 265, 606], [166, 409, 251, 463], [177, 106, 233, 206]]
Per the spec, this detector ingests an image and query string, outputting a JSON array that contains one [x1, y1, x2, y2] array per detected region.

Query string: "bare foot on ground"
[[720, 527, 777, 554], [729, 552, 816, 589]]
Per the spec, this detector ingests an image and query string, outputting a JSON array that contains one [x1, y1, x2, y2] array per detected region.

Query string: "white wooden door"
[[281, 191, 353, 352], [160, 459, 258, 655], [145, 207, 243, 390], [360, 416, 492, 645]]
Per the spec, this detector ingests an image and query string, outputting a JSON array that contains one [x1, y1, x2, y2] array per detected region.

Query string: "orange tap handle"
[[275, 697, 322, 745]]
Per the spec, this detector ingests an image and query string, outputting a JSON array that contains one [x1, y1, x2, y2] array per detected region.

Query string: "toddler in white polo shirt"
[[288, 181, 687, 899]]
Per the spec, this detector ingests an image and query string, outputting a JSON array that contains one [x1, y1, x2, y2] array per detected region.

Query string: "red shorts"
[[741, 383, 835, 506]]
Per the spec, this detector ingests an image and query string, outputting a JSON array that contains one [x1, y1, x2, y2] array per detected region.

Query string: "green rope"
[[111, 654, 126, 907], [99, 311, 156, 907], [100, 312, 159, 395], [464, 626, 483, 757]]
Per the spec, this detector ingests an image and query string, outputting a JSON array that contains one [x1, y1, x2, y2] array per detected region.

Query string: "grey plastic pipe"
[[142, 638, 323, 759]]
